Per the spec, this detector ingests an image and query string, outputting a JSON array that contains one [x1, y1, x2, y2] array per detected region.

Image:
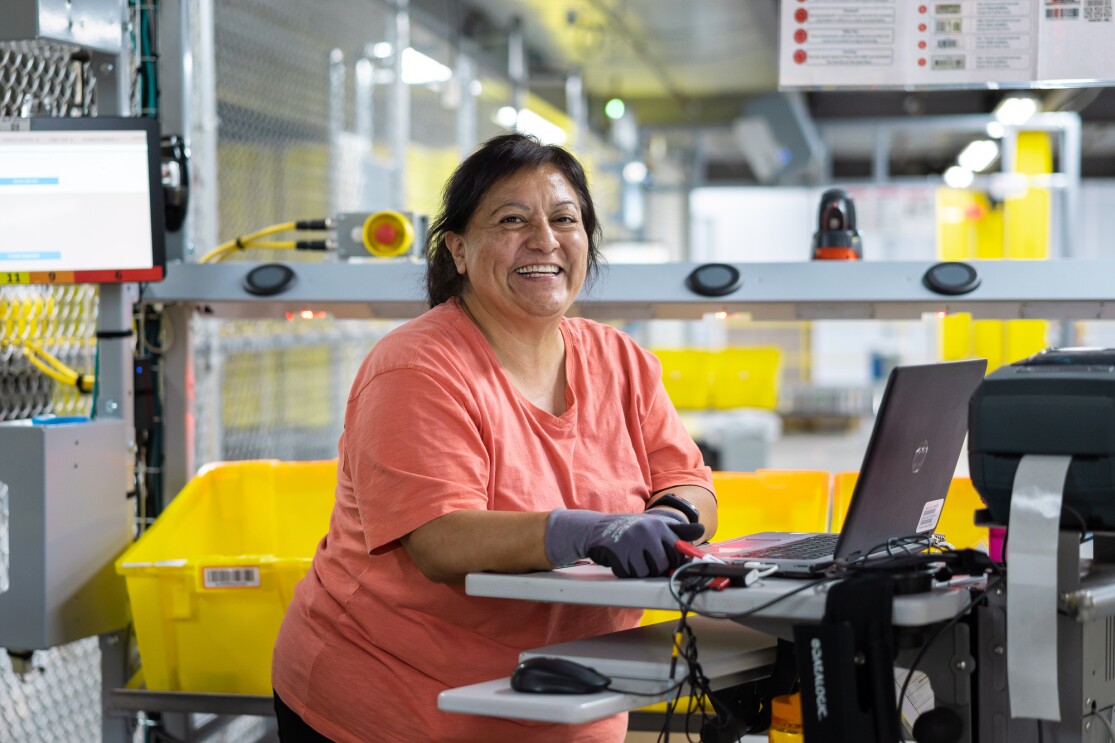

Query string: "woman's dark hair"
[[425, 133, 602, 307]]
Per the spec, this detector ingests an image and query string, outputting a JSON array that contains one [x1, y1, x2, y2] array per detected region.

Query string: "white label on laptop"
[[916, 499, 945, 534]]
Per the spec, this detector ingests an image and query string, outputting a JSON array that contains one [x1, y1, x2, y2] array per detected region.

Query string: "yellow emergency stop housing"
[[362, 210, 415, 257]]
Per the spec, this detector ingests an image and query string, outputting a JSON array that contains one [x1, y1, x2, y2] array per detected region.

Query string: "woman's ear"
[[444, 233, 467, 275]]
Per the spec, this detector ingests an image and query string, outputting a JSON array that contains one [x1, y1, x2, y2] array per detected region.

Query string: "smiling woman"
[[271, 133, 718, 743]]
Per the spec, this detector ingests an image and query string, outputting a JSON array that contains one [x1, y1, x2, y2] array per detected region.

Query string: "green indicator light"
[[605, 98, 625, 120]]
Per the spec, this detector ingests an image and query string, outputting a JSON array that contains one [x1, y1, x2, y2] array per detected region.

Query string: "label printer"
[[969, 347, 1115, 530]]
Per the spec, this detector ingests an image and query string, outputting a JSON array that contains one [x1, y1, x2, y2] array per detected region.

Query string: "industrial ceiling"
[[413, 0, 1115, 182]]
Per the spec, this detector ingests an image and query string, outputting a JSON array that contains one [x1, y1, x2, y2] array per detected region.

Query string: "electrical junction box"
[[0, 0, 126, 53], [335, 211, 428, 260], [0, 417, 131, 650]]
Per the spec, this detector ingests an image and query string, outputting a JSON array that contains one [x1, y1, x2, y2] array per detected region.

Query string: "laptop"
[[704, 359, 988, 576]]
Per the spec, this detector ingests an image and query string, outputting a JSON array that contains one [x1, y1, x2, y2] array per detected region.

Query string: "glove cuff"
[[544, 509, 602, 567]]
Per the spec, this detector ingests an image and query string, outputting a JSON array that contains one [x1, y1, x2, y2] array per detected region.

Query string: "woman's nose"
[[527, 220, 560, 250]]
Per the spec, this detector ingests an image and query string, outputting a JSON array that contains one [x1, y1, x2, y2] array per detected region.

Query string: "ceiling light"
[[495, 106, 518, 128], [515, 108, 567, 145], [605, 98, 626, 120], [943, 165, 974, 189], [957, 140, 999, 173], [401, 48, 452, 85], [371, 42, 393, 59], [622, 161, 648, 184], [994, 95, 1040, 126], [493, 107, 568, 145], [985, 121, 1005, 139]]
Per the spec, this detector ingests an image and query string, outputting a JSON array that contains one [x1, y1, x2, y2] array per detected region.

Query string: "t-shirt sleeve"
[[633, 347, 714, 498], [344, 366, 490, 553]]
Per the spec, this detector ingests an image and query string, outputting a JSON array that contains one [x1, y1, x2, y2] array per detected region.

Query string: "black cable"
[[1037, 719, 1044, 743], [670, 561, 837, 621]]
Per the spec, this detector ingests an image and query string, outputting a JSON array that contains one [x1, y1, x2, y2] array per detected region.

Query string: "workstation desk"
[[438, 562, 975, 733], [441, 535, 1115, 743]]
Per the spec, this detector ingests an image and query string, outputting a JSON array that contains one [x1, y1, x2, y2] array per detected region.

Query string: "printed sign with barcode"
[[1085, 0, 1112, 21], [935, 18, 964, 33], [937, 37, 960, 48], [203, 566, 261, 588], [1046, 6, 1081, 17], [932, 55, 966, 70]]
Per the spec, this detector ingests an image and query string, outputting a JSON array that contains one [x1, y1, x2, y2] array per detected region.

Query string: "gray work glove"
[[544, 509, 704, 579]]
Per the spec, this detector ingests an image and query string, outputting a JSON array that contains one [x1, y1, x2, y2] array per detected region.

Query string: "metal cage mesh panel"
[[0, 40, 95, 117], [196, 0, 450, 467], [0, 285, 99, 421], [192, 317, 394, 465], [0, 638, 103, 743]]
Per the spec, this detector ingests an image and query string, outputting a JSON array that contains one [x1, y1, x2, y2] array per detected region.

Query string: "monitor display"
[[0, 116, 165, 286]]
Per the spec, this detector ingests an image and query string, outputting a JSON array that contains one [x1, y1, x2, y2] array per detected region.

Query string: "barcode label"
[[937, 38, 960, 48], [935, 18, 964, 32], [1046, 7, 1081, 17], [935, 3, 962, 13], [933, 55, 966, 70], [1085, 0, 1112, 20], [917, 499, 945, 533], [203, 566, 261, 588]]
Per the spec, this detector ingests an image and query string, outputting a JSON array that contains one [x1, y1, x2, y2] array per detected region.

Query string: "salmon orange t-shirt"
[[272, 298, 712, 743]]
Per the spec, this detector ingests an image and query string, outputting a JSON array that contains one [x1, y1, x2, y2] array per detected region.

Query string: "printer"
[[969, 347, 1115, 530]]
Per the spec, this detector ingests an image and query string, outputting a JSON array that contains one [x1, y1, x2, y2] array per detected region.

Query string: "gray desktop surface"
[[438, 616, 777, 724], [465, 562, 971, 627], [521, 615, 776, 683]]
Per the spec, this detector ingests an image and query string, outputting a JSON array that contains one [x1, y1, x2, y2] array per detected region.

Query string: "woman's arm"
[[400, 510, 552, 584], [647, 484, 718, 543]]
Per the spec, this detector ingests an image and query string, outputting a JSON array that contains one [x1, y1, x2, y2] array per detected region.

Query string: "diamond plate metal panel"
[[0, 638, 103, 743]]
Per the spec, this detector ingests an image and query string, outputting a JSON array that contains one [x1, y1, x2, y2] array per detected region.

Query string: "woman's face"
[[445, 166, 589, 327]]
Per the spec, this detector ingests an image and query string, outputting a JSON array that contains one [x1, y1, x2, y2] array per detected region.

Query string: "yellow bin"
[[115, 459, 336, 694]]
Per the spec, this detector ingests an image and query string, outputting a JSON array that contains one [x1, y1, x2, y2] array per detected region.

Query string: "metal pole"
[[508, 16, 526, 114], [157, 0, 194, 263], [565, 70, 587, 155], [389, 0, 410, 210], [455, 50, 477, 158], [195, 0, 220, 259], [328, 48, 345, 217]]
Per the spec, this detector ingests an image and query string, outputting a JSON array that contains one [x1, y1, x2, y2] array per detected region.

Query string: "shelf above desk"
[[465, 562, 971, 627], [144, 259, 1115, 321]]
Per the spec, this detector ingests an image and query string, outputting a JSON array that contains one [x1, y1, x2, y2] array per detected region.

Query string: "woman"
[[272, 133, 717, 742]]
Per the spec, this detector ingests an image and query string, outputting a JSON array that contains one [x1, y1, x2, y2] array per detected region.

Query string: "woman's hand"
[[545, 510, 703, 578]]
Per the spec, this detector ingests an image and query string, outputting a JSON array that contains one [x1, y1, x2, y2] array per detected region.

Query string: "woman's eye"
[[500, 215, 524, 224]]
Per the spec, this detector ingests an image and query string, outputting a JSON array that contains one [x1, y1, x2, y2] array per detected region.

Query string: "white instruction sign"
[[780, 0, 1115, 89]]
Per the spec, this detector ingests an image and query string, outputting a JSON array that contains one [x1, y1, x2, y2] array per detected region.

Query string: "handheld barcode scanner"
[[811, 188, 862, 261]]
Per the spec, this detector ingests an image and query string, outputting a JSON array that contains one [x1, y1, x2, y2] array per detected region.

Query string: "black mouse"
[[510, 656, 611, 694]]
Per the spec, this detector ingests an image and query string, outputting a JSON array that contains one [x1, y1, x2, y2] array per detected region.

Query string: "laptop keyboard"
[[742, 533, 840, 560]]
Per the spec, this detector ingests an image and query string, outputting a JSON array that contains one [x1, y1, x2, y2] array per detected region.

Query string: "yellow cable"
[[23, 348, 78, 388], [24, 341, 75, 375], [199, 222, 298, 264], [239, 241, 296, 250], [19, 341, 94, 393]]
